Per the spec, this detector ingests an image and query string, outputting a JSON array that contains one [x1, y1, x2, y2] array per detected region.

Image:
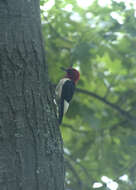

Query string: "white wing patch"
[[55, 78, 70, 98], [64, 100, 69, 114]]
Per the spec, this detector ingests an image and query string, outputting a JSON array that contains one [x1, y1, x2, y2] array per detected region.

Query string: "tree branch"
[[65, 158, 83, 190], [65, 155, 90, 179], [52, 83, 136, 124], [62, 123, 89, 134], [76, 87, 135, 121], [110, 120, 129, 132], [44, 16, 73, 44]]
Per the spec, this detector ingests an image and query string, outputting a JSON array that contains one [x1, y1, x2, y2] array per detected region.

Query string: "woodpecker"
[[55, 68, 80, 124]]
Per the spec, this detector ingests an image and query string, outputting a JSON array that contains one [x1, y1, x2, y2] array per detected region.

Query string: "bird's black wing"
[[59, 80, 75, 124], [61, 80, 75, 102]]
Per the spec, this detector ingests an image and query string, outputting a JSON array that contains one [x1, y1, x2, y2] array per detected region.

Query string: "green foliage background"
[[40, 0, 136, 189]]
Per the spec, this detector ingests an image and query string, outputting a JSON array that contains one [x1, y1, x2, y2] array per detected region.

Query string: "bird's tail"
[[59, 98, 64, 124]]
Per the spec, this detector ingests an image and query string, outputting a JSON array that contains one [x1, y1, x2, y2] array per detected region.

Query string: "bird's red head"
[[66, 68, 80, 84]]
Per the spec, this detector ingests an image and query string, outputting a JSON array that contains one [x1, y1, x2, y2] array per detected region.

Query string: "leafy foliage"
[[41, 0, 136, 189]]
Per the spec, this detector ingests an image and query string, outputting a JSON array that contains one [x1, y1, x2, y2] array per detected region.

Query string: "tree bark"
[[0, 1, 64, 190]]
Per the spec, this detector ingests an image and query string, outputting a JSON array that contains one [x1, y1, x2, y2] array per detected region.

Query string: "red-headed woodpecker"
[[55, 68, 80, 124]]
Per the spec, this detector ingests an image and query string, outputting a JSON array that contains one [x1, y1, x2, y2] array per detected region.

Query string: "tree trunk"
[[0, 1, 64, 190]]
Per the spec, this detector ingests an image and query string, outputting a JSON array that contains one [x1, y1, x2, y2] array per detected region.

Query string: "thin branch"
[[112, 161, 136, 184], [44, 16, 73, 44], [110, 120, 129, 132], [52, 83, 136, 124], [65, 158, 83, 190], [76, 87, 135, 121], [65, 154, 90, 179], [62, 123, 89, 134]]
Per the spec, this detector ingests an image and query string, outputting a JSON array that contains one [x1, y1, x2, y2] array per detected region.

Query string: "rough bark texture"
[[0, 1, 64, 190]]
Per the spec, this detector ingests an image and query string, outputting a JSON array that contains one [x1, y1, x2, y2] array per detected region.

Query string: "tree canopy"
[[40, 0, 136, 189]]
